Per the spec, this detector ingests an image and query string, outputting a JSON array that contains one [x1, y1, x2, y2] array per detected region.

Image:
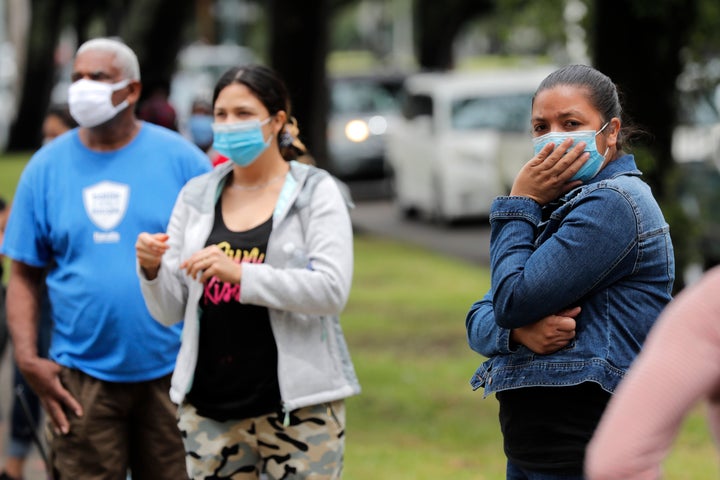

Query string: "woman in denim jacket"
[[465, 64, 675, 479]]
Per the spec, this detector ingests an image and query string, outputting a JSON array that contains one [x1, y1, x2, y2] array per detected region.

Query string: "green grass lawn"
[[0, 152, 31, 201], [344, 236, 719, 479], [1, 153, 718, 478]]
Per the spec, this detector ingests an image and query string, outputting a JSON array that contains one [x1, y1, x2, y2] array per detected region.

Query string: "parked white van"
[[386, 66, 555, 223]]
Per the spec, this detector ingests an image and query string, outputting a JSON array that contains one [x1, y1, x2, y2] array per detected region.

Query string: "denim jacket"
[[466, 154, 675, 396]]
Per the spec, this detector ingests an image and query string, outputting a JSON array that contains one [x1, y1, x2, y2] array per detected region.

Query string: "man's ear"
[[127, 80, 143, 106]]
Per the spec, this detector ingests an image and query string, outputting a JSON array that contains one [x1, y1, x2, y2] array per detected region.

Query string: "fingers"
[[512, 138, 589, 204], [543, 138, 588, 175], [45, 389, 83, 436], [181, 246, 220, 281], [136, 232, 169, 270], [553, 306, 580, 333], [44, 397, 70, 435], [180, 252, 208, 279], [180, 246, 241, 284], [38, 367, 83, 435], [557, 306, 582, 317]]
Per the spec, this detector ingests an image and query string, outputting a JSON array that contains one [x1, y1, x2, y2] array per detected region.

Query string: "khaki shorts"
[[178, 400, 345, 480], [48, 367, 187, 480]]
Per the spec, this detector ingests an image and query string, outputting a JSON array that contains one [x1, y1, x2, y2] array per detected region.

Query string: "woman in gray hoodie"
[[136, 64, 360, 480]]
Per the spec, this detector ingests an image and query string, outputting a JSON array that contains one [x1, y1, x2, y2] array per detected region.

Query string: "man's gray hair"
[[76, 37, 141, 81]]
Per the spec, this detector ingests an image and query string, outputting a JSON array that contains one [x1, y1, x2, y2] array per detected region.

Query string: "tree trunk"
[[122, 0, 195, 105], [592, 0, 695, 195], [416, 0, 495, 70], [592, 0, 698, 291], [7, 0, 64, 150], [267, 0, 330, 168]]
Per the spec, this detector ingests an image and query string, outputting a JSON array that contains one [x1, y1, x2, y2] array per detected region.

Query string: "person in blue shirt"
[[1, 37, 210, 480], [0, 103, 75, 480], [465, 64, 675, 479]]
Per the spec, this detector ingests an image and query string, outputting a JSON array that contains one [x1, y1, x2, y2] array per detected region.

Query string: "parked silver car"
[[326, 72, 405, 180]]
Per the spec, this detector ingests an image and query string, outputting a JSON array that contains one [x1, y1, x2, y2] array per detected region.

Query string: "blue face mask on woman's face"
[[532, 122, 609, 183], [212, 117, 273, 167]]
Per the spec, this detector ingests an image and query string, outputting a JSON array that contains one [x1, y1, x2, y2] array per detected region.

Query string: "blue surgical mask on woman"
[[532, 122, 609, 182], [212, 117, 273, 167]]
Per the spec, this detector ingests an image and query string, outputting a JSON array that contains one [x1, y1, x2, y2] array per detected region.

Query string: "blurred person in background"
[[0, 103, 76, 480], [187, 97, 214, 153], [186, 97, 227, 167], [465, 64, 674, 479], [135, 64, 360, 480], [137, 79, 178, 131], [41, 103, 77, 144], [1, 37, 210, 479]]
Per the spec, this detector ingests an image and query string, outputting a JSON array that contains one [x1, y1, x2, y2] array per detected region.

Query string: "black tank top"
[[186, 200, 281, 421]]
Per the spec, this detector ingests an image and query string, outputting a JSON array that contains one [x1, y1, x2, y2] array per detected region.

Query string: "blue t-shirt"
[[1, 122, 211, 382]]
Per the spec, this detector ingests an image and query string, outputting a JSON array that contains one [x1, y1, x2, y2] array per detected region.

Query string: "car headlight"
[[345, 119, 370, 143]]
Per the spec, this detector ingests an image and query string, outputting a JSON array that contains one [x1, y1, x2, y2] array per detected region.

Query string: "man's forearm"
[[6, 260, 43, 367]]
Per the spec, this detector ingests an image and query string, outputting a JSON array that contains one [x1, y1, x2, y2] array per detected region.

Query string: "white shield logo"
[[83, 181, 130, 231]]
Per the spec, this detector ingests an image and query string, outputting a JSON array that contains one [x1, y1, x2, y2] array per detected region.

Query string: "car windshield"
[[451, 93, 532, 132], [332, 80, 401, 115]]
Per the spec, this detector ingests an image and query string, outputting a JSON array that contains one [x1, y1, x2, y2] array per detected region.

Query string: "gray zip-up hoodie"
[[138, 160, 360, 412]]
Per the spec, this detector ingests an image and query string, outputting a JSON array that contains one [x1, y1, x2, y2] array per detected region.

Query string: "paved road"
[[347, 179, 492, 267], [0, 347, 48, 480], [350, 198, 491, 266]]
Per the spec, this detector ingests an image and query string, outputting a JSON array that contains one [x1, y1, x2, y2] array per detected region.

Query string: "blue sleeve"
[[0, 156, 51, 267], [466, 290, 514, 357], [491, 189, 638, 328]]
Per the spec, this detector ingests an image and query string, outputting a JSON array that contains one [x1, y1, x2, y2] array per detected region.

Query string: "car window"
[[331, 81, 401, 114], [451, 93, 532, 132], [401, 94, 433, 120]]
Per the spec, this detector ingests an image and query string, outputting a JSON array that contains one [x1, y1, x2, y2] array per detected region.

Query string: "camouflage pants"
[[178, 400, 345, 480]]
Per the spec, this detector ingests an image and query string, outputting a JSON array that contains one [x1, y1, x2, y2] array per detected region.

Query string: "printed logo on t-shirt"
[[82, 181, 129, 243], [204, 240, 265, 305]]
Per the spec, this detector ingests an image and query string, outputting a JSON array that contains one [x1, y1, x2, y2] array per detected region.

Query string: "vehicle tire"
[[399, 205, 419, 219]]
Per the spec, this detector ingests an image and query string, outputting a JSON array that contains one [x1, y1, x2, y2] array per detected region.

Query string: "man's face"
[[68, 49, 142, 122], [71, 50, 122, 84]]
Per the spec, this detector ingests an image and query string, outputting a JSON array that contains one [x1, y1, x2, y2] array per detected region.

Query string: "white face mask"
[[68, 78, 130, 128]]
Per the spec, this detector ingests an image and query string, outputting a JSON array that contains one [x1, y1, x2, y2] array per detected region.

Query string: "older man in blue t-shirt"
[[1, 38, 210, 479]]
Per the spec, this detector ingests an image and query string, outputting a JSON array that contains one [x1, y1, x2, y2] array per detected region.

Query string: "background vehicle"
[[386, 66, 555, 223], [326, 72, 406, 180], [169, 42, 257, 134]]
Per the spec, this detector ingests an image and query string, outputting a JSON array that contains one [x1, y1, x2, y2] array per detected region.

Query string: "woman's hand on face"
[[136, 232, 170, 280], [181, 245, 242, 285], [510, 138, 588, 205]]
